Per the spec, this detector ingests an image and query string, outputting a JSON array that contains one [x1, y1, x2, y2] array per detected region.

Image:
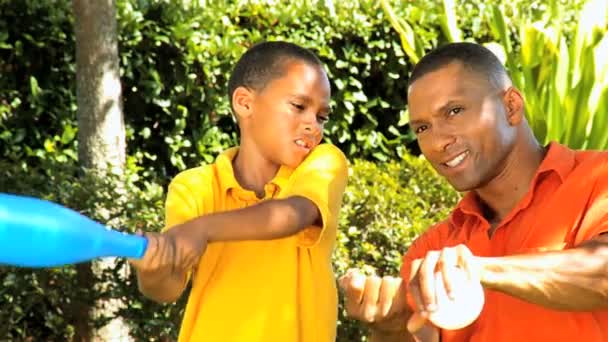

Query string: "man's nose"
[[429, 122, 457, 153]]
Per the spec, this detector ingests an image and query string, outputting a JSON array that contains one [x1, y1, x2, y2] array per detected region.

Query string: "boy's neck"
[[232, 145, 280, 198]]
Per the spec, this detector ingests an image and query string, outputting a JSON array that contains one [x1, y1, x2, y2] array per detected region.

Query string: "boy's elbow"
[[136, 273, 186, 304], [283, 196, 319, 229], [138, 283, 182, 304]]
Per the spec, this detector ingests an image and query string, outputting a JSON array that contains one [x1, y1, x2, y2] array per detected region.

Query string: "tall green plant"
[[383, 0, 608, 150], [380, 0, 424, 64], [489, 0, 608, 149]]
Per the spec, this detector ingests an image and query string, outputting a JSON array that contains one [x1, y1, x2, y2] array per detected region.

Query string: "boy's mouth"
[[294, 138, 312, 152]]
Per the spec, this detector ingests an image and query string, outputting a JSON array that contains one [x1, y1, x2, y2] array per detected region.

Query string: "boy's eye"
[[291, 103, 305, 111], [317, 115, 329, 124]]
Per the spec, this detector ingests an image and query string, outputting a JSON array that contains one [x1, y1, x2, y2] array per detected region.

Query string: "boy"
[[130, 41, 348, 342]]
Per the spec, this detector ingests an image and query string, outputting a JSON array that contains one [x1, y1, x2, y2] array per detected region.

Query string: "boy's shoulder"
[[169, 164, 217, 190], [169, 147, 238, 192], [311, 143, 346, 157], [169, 145, 347, 190], [285, 144, 348, 188], [300, 143, 348, 168]]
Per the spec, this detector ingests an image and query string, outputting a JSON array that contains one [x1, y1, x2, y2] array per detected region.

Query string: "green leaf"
[[380, 0, 421, 63], [29, 76, 41, 98], [489, 5, 512, 64], [63, 149, 77, 161], [440, 0, 462, 42], [43, 139, 55, 153], [60, 125, 77, 145], [351, 91, 368, 102], [140, 127, 151, 139], [520, 22, 545, 68]]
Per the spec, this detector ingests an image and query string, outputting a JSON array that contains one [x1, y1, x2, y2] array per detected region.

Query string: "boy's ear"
[[232, 86, 254, 120]]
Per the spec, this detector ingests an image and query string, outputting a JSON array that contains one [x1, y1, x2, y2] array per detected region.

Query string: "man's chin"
[[446, 177, 479, 193]]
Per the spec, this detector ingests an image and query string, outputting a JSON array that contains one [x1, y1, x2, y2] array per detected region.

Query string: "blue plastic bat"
[[0, 193, 148, 267]]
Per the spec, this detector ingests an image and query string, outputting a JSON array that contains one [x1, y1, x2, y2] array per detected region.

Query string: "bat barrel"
[[0, 193, 148, 267]]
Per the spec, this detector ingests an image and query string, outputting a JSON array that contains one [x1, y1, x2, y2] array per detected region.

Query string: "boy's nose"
[[302, 120, 322, 135], [301, 114, 321, 132]]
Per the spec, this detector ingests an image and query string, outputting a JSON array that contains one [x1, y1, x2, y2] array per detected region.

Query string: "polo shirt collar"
[[215, 147, 292, 195], [536, 142, 575, 183], [454, 142, 576, 219]]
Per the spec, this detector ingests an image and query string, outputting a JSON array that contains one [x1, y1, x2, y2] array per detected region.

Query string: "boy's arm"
[[169, 196, 320, 243], [135, 144, 347, 302], [130, 233, 191, 303], [167, 144, 348, 244], [132, 176, 202, 303]]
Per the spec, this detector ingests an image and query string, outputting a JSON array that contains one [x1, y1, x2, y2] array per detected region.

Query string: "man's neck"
[[475, 140, 547, 226]]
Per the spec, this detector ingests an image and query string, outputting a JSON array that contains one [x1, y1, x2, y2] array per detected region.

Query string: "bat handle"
[[102, 229, 149, 260]]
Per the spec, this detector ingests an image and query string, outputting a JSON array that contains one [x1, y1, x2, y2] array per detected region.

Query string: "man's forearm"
[[478, 238, 608, 310], [178, 196, 319, 243], [365, 310, 425, 342], [369, 329, 416, 342]]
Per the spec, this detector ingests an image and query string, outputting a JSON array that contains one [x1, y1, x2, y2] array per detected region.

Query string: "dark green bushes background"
[[1, 0, 418, 182]]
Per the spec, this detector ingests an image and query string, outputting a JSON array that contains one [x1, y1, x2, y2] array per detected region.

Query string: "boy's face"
[[244, 60, 331, 168]]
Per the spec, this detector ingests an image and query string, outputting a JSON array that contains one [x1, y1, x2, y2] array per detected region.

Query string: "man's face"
[[248, 60, 331, 168], [407, 62, 517, 192]]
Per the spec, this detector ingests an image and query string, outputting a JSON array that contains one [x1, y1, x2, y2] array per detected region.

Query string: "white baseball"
[[427, 266, 484, 330]]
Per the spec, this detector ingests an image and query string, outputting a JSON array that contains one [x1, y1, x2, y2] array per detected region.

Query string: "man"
[[340, 42, 608, 342]]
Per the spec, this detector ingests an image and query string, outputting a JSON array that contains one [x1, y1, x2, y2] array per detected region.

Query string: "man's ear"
[[503, 86, 525, 126], [232, 86, 254, 121]]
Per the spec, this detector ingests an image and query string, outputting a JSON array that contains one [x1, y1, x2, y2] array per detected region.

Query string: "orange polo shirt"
[[401, 142, 608, 341], [163, 144, 348, 342]]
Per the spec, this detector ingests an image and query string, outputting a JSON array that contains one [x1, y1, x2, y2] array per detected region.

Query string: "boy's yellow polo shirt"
[[163, 143, 348, 342]]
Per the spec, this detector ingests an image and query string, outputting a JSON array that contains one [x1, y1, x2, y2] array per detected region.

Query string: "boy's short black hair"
[[228, 41, 323, 110], [408, 42, 510, 90]]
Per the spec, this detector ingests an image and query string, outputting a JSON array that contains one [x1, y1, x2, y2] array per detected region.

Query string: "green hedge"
[[1, 0, 422, 184], [0, 158, 167, 340], [335, 156, 459, 340], [1, 0, 583, 180]]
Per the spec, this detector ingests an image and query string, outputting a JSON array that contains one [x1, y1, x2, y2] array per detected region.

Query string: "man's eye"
[[449, 107, 463, 116], [415, 125, 427, 134]]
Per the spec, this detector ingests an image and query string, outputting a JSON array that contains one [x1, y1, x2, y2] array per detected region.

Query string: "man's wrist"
[[369, 327, 412, 342], [476, 256, 501, 290], [368, 317, 411, 342]]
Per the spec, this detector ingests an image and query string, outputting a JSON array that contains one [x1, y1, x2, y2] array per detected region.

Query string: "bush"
[[1, 0, 422, 186], [335, 155, 459, 340], [0, 158, 173, 341], [1, 0, 586, 182]]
